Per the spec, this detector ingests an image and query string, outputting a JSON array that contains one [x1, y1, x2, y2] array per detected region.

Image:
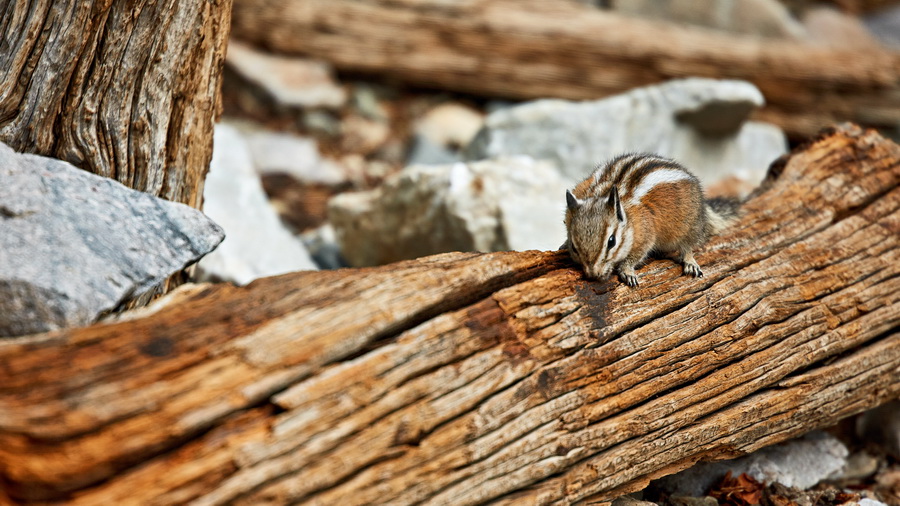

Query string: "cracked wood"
[[0, 0, 232, 208], [0, 124, 898, 503]]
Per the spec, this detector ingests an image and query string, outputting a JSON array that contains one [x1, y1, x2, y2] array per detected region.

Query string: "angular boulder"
[[328, 157, 568, 267], [466, 78, 787, 189], [195, 124, 318, 284], [0, 142, 224, 337]]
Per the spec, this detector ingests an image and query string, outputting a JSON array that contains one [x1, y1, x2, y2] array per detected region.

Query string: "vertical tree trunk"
[[0, 0, 232, 209]]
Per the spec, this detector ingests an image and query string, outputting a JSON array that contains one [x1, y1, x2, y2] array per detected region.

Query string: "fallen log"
[[1, 124, 898, 503], [229, 0, 900, 140]]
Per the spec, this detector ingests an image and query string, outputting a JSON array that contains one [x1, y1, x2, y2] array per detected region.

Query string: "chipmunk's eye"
[[607, 234, 616, 249]]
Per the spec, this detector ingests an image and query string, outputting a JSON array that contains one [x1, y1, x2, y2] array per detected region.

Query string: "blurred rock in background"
[[607, 0, 808, 39], [466, 78, 786, 192], [196, 124, 317, 284], [329, 157, 568, 267]]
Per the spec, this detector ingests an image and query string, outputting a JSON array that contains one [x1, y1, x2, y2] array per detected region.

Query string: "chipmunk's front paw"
[[619, 271, 640, 287], [683, 262, 703, 278]]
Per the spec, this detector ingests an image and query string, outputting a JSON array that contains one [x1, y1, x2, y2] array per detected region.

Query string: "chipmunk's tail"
[[704, 197, 741, 235]]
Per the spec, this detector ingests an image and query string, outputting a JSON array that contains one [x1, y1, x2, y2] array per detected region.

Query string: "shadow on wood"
[[1, 124, 898, 504]]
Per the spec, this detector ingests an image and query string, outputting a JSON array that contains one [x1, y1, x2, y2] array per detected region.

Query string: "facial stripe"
[[629, 168, 691, 204], [614, 228, 634, 264]]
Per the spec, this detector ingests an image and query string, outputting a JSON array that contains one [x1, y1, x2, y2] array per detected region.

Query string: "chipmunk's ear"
[[566, 190, 583, 211], [608, 187, 624, 221]]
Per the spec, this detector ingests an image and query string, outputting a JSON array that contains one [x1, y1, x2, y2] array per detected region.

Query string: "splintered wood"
[[229, 0, 900, 139], [1, 124, 898, 503]]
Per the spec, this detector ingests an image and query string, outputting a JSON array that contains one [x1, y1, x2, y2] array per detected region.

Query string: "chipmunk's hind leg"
[[680, 248, 703, 278]]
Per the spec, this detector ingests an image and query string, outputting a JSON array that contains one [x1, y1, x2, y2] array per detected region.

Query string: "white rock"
[[238, 126, 350, 185], [654, 431, 848, 496], [328, 157, 568, 267], [859, 498, 889, 506], [196, 124, 317, 285], [415, 102, 485, 149], [225, 39, 346, 110], [466, 78, 787, 189]]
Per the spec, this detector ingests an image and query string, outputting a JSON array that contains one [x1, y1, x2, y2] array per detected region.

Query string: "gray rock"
[[406, 135, 462, 166], [0, 142, 224, 337], [299, 224, 347, 270], [328, 156, 568, 267], [466, 78, 787, 189], [225, 39, 346, 110], [654, 431, 848, 497], [195, 124, 317, 285]]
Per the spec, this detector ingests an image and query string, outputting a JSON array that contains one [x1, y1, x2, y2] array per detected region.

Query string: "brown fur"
[[565, 154, 737, 286]]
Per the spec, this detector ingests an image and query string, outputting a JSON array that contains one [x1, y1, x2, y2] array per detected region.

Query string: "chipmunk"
[[564, 153, 739, 287]]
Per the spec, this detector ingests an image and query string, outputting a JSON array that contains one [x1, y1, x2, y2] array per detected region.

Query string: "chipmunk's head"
[[565, 188, 631, 280]]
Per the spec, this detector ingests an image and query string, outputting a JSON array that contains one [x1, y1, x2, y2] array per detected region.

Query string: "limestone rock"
[[408, 102, 485, 166], [225, 39, 346, 110], [415, 102, 485, 149], [654, 431, 848, 496], [237, 124, 352, 185], [466, 78, 787, 188], [195, 124, 317, 285], [328, 157, 568, 267], [0, 142, 224, 337]]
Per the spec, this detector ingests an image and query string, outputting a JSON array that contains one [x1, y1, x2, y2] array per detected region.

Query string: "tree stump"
[[0, 0, 232, 208], [230, 0, 900, 140], [1, 124, 898, 503]]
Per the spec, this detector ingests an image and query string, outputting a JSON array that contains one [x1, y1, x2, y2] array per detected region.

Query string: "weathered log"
[[229, 0, 900, 140], [0, 0, 232, 208], [1, 124, 899, 503]]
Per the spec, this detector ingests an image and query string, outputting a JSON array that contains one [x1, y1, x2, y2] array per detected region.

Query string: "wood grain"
[[229, 0, 900, 140], [0, 124, 898, 503], [0, 0, 232, 208]]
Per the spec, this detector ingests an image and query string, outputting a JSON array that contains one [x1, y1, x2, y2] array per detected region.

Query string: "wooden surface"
[[0, 0, 232, 208], [1, 124, 898, 503], [229, 0, 900, 140]]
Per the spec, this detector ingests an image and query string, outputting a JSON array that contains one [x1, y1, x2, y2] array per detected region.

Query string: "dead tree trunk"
[[0, 0, 232, 208], [229, 0, 900, 140], [1, 124, 898, 503]]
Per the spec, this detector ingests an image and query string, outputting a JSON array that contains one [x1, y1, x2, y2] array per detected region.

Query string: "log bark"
[[0, 0, 232, 208], [1, 124, 899, 503], [229, 0, 900, 140]]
